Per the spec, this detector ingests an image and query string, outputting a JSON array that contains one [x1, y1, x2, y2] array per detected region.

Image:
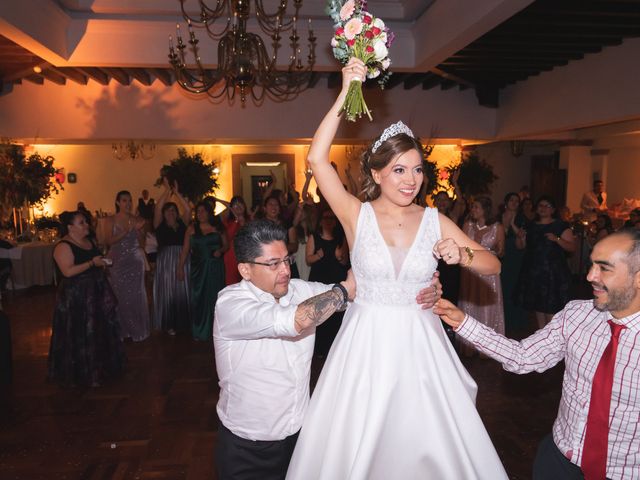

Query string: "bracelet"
[[332, 283, 349, 308], [460, 246, 474, 268]]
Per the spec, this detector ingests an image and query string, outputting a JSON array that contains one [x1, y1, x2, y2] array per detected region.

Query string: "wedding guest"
[[514, 195, 576, 329], [458, 196, 505, 355], [152, 179, 191, 335], [591, 213, 614, 244], [520, 197, 535, 222], [306, 208, 349, 356], [104, 191, 150, 342], [264, 194, 300, 278], [137, 189, 155, 224], [48, 211, 125, 387], [178, 200, 228, 341], [622, 208, 640, 231], [435, 229, 640, 480], [581, 180, 607, 222], [499, 192, 528, 332], [216, 195, 250, 285], [292, 203, 318, 281]]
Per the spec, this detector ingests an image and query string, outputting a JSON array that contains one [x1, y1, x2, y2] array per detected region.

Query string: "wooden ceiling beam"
[[40, 69, 66, 85], [125, 68, 152, 86], [384, 72, 408, 89], [49, 66, 88, 85], [403, 73, 431, 90], [149, 68, 173, 86], [421, 75, 441, 90], [102, 67, 130, 86], [77, 67, 110, 86], [430, 67, 474, 88], [24, 74, 44, 85], [440, 79, 456, 91]]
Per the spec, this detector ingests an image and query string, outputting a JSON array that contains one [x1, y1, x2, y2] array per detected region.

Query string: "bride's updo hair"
[[360, 133, 425, 201]]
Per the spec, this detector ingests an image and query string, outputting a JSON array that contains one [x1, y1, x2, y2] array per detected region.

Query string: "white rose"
[[373, 18, 385, 29], [378, 32, 387, 44], [382, 58, 391, 70], [373, 41, 388, 61], [331, 37, 339, 48]]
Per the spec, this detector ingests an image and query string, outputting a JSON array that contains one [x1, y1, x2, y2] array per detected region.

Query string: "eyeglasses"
[[537, 203, 553, 209], [247, 256, 294, 270]]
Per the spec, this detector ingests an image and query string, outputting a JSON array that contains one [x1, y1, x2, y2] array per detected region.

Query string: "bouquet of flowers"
[[327, 0, 395, 122]]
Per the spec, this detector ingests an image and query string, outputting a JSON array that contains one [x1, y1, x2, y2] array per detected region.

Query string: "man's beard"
[[592, 279, 636, 312]]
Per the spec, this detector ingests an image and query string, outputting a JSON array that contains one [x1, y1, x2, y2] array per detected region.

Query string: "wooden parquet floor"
[[0, 286, 563, 480]]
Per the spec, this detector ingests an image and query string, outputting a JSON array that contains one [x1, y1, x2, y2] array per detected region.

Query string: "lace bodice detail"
[[350, 203, 440, 305]]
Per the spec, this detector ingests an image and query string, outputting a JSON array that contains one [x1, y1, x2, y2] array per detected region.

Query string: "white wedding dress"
[[286, 203, 507, 480]]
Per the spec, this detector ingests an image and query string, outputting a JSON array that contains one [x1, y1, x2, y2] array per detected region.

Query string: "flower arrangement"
[[327, 0, 395, 122], [447, 151, 498, 197]]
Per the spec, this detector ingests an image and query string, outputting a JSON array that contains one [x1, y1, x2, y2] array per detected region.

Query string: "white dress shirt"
[[214, 278, 331, 441], [456, 300, 640, 480]]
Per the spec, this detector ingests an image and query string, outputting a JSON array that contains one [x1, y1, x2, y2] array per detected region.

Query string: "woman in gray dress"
[[105, 190, 150, 342]]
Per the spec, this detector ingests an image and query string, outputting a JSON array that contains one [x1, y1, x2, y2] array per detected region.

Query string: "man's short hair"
[[234, 220, 288, 263], [611, 229, 640, 276]]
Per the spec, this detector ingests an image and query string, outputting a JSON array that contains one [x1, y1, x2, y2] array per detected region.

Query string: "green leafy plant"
[[155, 148, 219, 203], [448, 151, 497, 197], [0, 144, 62, 219], [421, 143, 438, 195]]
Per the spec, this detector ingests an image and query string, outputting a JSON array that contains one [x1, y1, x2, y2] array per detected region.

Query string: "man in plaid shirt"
[[435, 229, 640, 480]]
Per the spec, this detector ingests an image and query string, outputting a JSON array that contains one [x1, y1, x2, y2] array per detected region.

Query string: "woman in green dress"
[[178, 200, 228, 341]]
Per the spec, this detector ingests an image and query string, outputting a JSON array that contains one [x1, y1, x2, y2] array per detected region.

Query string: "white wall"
[[0, 78, 497, 143]]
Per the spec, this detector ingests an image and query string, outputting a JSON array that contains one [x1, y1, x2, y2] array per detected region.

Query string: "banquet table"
[[0, 242, 57, 289]]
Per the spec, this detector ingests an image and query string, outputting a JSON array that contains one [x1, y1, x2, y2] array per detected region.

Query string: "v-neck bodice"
[[350, 202, 440, 305]]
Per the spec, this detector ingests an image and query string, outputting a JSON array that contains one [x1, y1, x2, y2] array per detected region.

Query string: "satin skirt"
[[152, 246, 190, 332], [286, 301, 507, 480]]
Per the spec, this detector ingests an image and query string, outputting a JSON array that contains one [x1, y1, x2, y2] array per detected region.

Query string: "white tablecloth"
[[0, 242, 56, 289]]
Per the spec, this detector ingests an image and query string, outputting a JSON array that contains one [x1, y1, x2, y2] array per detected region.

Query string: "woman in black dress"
[[306, 208, 349, 356], [48, 211, 125, 387], [152, 179, 192, 335], [514, 195, 576, 329]]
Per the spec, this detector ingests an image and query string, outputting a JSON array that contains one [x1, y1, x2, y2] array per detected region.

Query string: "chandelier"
[[112, 141, 156, 160], [168, 0, 316, 105]]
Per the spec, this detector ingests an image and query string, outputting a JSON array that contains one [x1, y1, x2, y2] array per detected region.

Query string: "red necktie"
[[581, 320, 626, 480]]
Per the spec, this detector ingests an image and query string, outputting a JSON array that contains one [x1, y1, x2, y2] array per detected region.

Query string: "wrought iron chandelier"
[[168, 0, 316, 105], [112, 141, 156, 160]]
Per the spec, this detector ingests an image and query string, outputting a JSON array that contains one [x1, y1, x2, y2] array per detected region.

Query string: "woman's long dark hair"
[[114, 190, 131, 213], [194, 200, 225, 235], [228, 195, 248, 222]]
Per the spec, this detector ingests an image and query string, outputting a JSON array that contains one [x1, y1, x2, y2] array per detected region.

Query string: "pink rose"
[[364, 30, 374, 39], [339, 0, 356, 21], [344, 18, 363, 40], [363, 14, 372, 24], [366, 45, 374, 53], [347, 38, 356, 47], [335, 27, 344, 36], [371, 26, 381, 36]]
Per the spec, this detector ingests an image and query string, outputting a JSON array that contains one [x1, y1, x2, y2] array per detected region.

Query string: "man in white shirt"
[[435, 229, 640, 480], [214, 219, 441, 480], [581, 180, 608, 222]]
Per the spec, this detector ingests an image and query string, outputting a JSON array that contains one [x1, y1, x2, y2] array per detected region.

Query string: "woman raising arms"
[[286, 59, 506, 479]]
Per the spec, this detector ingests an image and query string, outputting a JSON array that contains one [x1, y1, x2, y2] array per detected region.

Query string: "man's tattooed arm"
[[294, 287, 346, 334]]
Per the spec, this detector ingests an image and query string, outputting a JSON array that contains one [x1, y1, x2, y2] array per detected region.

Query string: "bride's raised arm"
[[307, 58, 368, 242]]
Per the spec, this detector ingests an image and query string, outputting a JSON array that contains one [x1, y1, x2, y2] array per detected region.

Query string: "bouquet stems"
[[340, 79, 372, 122]]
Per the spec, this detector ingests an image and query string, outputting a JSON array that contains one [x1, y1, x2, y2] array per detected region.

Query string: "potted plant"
[[448, 150, 498, 198], [155, 148, 219, 204], [0, 144, 62, 235]]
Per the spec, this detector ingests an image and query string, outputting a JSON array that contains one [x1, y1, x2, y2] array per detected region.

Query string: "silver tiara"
[[371, 121, 414, 153]]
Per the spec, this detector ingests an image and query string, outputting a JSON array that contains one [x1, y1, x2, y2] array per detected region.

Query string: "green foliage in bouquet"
[[155, 148, 218, 203], [449, 151, 498, 197], [0, 144, 62, 211]]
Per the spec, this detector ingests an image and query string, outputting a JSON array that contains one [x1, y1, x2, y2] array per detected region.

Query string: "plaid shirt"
[[456, 300, 640, 480]]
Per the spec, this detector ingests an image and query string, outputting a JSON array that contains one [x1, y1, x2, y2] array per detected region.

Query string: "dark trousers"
[[216, 423, 299, 480], [534, 433, 598, 480]]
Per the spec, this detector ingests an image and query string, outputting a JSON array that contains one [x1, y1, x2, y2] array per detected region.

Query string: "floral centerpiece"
[[327, 0, 395, 122]]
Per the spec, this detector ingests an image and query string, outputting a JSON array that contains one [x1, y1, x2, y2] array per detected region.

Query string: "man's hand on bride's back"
[[416, 271, 443, 309]]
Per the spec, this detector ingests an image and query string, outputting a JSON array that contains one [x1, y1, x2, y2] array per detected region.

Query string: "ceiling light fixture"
[[168, 0, 316, 105], [112, 141, 156, 160]]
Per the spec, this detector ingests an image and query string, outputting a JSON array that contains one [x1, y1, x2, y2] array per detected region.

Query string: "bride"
[[286, 59, 508, 479]]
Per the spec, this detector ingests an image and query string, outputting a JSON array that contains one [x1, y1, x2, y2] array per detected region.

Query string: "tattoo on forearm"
[[295, 289, 344, 332]]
